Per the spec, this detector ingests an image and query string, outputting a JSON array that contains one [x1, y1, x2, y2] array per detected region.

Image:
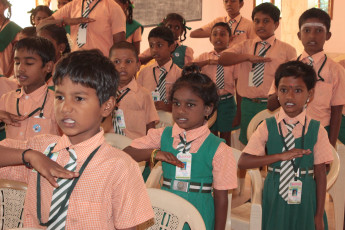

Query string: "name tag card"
[[115, 109, 126, 129], [248, 71, 254, 87], [175, 152, 192, 180], [152, 90, 160, 102], [288, 180, 302, 204]]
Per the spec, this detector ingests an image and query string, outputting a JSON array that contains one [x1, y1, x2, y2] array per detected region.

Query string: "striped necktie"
[[112, 89, 127, 136], [216, 64, 225, 89], [279, 121, 298, 201], [157, 67, 167, 102], [228, 19, 236, 31], [252, 41, 268, 87], [176, 132, 192, 154], [77, 0, 93, 48], [307, 56, 314, 66], [47, 148, 77, 230]]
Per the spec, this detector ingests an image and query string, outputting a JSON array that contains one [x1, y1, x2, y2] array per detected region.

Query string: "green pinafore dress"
[[161, 127, 224, 230], [172, 45, 187, 69], [263, 117, 328, 230]]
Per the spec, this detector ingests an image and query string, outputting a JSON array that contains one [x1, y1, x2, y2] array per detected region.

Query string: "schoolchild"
[[28, 5, 53, 27]]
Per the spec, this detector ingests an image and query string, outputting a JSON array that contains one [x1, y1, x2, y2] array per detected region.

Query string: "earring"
[[307, 98, 310, 103], [277, 96, 279, 101]]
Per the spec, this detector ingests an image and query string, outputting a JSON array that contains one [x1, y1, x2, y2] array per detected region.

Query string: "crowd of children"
[[0, 0, 344, 230]]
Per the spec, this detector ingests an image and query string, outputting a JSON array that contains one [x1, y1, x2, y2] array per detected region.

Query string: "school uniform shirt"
[[111, 79, 159, 139], [53, 0, 126, 56], [137, 59, 182, 101], [139, 41, 194, 65], [268, 51, 345, 127], [126, 26, 142, 43], [243, 108, 333, 165], [194, 50, 237, 96], [0, 84, 59, 140], [0, 77, 19, 98], [131, 122, 237, 190], [201, 14, 256, 47], [227, 35, 297, 99], [0, 130, 154, 229]]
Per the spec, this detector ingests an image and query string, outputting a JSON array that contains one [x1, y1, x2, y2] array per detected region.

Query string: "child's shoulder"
[[275, 38, 296, 50], [97, 142, 139, 167]]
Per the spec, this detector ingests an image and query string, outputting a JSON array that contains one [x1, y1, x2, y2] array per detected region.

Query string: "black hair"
[[275, 61, 317, 90], [109, 41, 138, 61], [299, 8, 331, 32], [20, 26, 37, 38], [161, 13, 188, 42], [181, 64, 201, 76], [117, 0, 133, 24], [211, 22, 232, 36], [53, 49, 119, 105], [14, 37, 56, 66], [252, 2, 280, 23], [0, 0, 11, 19], [148, 26, 175, 46], [38, 24, 71, 54], [28, 5, 52, 26], [170, 69, 219, 118]]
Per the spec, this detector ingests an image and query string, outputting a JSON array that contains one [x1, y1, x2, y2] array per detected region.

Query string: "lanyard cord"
[[115, 88, 130, 110], [232, 16, 242, 35], [81, 0, 101, 17], [152, 62, 174, 87], [297, 54, 327, 81], [16, 89, 49, 118], [37, 145, 101, 226], [251, 40, 274, 68]]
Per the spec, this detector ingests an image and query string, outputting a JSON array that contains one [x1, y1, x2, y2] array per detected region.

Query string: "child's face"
[[149, 37, 175, 66], [297, 18, 331, 56], [210, 26, 231, 52], [110, 48, 140, 87], [277, 76, 314, 118], [34, 11, 50, 26], [54, 77, 115, 145], [172, 86, 212, 131], [253, 11, 279, 40], [223, 0, 243, 18], [14, 48, 53, 93], [38, 29, 65, 62], [165, 19, 183, 41]]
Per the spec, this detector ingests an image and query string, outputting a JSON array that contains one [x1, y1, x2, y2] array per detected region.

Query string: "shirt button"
[[20, 132, 23, 136], [25, 96, 29, 100]]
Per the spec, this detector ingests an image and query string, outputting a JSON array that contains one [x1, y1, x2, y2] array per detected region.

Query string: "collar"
[[16, 84, 48, 102], [171, 122, 210, 143], [119, 78, 138, 93], [276, 108, 307, 126], [226, 14, 242, 22], [53, 129, 105, 162], [154, 58, 173, 69], [300, 50, 325, 64], [254, 35, 276, 46], [176, 41, 181, 46]]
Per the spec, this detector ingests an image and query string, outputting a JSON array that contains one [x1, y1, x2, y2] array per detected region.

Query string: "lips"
[[16, 75, 28, 82], [307, 41, 317, 45], [61, 118, 76, 127], [285, 102, 295, 107]]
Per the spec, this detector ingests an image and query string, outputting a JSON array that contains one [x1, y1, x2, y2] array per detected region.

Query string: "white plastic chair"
[[104, 133, 146, 173], [156, 111, 174, 128], [146, 162, 163, 188], [0, 179, 27, 229], [141, 188, 206, 230]]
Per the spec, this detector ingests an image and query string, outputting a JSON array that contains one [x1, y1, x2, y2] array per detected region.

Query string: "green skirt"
[[210, 96, 237, 132], [338, 115, 345, 144]]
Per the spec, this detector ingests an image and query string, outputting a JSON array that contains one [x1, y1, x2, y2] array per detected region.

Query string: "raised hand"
[[0, 110, 27, 127], [155, 150, 184, 168], [280, 148, 312, 161]]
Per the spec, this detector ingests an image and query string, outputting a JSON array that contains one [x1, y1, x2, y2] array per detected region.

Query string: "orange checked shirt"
[[131, 123, 238, 190], [0, 130, 154, 229], [227, 35, 297, 99], [243, 109, 333, 165], [0, 84, 59, 140], [201, 14, 256, 47], [194, 50, 237, 96], [110, 79, 159, 139], [137, 59, 182, 101]]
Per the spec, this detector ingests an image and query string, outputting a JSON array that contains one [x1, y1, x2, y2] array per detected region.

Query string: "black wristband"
[[22, 149, 33, 169]]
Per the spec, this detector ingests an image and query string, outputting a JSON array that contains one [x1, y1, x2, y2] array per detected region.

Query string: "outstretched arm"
[[190, 28, 210, 38], [37, 16, 95, 31], [219, 52, 272, 66]]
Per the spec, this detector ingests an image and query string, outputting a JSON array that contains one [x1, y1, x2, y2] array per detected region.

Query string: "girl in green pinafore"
[[125, 69, 237, 230], [238, 61, 333, 230]]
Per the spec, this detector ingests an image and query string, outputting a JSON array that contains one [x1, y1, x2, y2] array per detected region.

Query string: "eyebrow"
[[14, 56, 37, 61]]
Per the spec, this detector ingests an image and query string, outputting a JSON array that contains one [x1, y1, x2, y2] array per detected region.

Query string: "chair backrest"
[[144, 188, 206, 230], [156, 111, 174, 128], [247, 109, 279, 141], [146, 162, 163, 188], [207, 111, 217, 128], [0, 179, 27, 229], [104, 133, 132, 150]]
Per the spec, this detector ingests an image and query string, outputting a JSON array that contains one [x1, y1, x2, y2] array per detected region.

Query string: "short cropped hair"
[[275, 61, 317, 90], [148, 26, 175, 46], [170, 70, 219, 118], [38, 24, 71, 54], [109, 41, 138, 61], [14, 37, 56, 66], [252, 2, 280, 23], [21, 26, 37, 38], [53, 50, 119, 105], [299, 8, 331, 32], [211, 22, 232, 36]]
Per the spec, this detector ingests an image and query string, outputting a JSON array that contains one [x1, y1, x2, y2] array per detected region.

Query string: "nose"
[[61, 100, 73, 114], [17, 63, 25, 74], [119, 61, 126, 69], [176, 104, 187, 115], [286, 89, 294, 99]]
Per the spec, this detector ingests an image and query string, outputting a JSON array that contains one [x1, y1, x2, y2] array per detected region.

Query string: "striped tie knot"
[[228, 19, 236, 29], [176, 133, 192, 154], [260, 41, 267, 47], [159, 67, 166, 75], [307, 56, 314, 66]]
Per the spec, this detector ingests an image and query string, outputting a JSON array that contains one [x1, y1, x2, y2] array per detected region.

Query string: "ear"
[[44, 61, 55, 73], [169, 43, 176, 53], [101, 96, 116, 117], [239, 1, 244, 9], [136, 60, 141, 72], [326, 31, 332, 41], [57, 43, 66, 54], [307, 88, 315, 103], [297, 31, 301, 41], [274, 21, 279, 30], [204, 104, 214, 117]]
